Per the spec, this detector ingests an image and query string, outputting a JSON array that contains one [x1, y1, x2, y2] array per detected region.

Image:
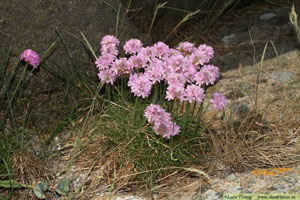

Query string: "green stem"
[[191, 101, 197, 118], [153, 84, 158, 104], [134, 96, 139, 126], [182, 102, 191, 132], [3, 64, 28, 123], [106, 84, 111, 114]]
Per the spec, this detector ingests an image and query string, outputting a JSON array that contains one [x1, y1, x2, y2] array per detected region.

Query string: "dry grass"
[[12, 150, 47, 185], [205, 115, 300, 172], [202, 54, 300, 177]]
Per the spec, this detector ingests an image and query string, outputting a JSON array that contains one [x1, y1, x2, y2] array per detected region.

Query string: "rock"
[[230, 103, 250, 118], [221, 34, 236, 46], [229, 185, 242, 194], [204, 189, 220, 200], [237, 82, 252, 91], [259, 13, 277, 21], [227, 174, 236, 182], [272, 184, 288, 193], [283, 177, 298, 185], [270, 71, 295, 83], [0, 0, 146, 63]]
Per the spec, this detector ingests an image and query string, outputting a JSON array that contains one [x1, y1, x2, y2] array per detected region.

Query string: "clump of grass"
[[70, 99, 209, 197], [65, 33, 223, 198], [290, 5, 300, 44], [102, 98, 204, 179], [0, 128, 17, 199]]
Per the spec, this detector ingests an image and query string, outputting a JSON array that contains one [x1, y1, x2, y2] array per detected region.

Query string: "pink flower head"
[[128, 73, 152, 98], [166, 83, 185, 102], [128, 55, 146, 69], [144, 104, 171, 124], [177, 41, 195, 54], [189, 44, 214, 66], [98, 68, 118, 85], [198, 44, 214, 61], [165, 72, 186, 86], [123, 38, 143, 54], [20, 49, 40, 69], [100, 35, 119, 57], [100, 43, 119, 56], [144, 58, 166, 83], [95, 54, 115, 70], [184, 84, 205, 103], [210, 92, 227, 110], [153, 41, 171, 58], [182, 63, 197, 83], [153, 120, 180, 139], [139, 46, 158, 62], [111, 58, 132, 76], [144, 104, 180, 139], [194, 65, 219, 86], [100, 35, 120, 47], [167, 54, 187, 74]]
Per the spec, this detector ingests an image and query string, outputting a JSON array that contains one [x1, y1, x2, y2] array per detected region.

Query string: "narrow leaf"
[[0, 180, 33, 189]]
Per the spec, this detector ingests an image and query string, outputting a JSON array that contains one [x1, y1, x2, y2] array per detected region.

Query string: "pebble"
[[229, 185, 242, 194], [230, 103, 249, 117], [259, 13, 277, 21], [221, 33, 236, 46], [283, 177, 298, 185], [237, 82, 252, 91], [272, 184, 288, 193], [227, 174, 236, 181], [205, 189, 220, 200]]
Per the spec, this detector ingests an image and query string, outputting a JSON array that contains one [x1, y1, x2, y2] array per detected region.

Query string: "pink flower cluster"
[[20, 49, 40, 69], [144, 104, 180, 139], [95, 36, 221, 102], [95, 35, 228, 138]]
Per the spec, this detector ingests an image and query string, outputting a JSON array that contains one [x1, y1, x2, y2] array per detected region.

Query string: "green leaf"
[[56, 178, 70, 196], [0, 180, 33, 188], [33, 181, 48, 199], [33, 189, 46, 199], [37, 181, 48, 192]]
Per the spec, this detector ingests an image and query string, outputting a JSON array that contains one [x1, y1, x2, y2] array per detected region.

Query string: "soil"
[[1, 1, 300, 199]]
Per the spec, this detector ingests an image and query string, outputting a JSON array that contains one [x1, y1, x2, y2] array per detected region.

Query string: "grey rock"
[[270, 71, 295, 83], [283, 177, 298, 185], [237, 82, 252, 91], [205, 189, 219, 200], [229, 185, 242, 194], [272, 184, 288, 193], [259, 13, 277, 21], [227, 174, 236, 182], [222, 34, 236, 46], [230, 103, 249, 117], [0, 0, 147, 64]]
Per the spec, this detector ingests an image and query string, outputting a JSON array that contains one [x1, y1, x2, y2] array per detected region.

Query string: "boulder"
[[0, 0, 146, 62]]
